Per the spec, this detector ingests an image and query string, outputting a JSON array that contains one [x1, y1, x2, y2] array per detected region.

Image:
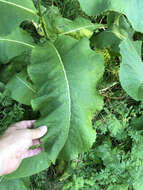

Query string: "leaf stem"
[[99, 82, 119, 94], [37, 0, 50, 40]]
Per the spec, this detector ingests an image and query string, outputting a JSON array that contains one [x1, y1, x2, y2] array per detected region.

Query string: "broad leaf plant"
[[0, 0, 143, 188]]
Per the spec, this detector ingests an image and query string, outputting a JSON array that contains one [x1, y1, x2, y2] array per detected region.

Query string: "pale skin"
[[0, 120, 47, 176]]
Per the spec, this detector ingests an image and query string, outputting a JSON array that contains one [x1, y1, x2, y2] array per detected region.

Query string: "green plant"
[[0, 0, 104, 180], [0, 93, 24, 134], [60, 91, 143, 190], [1, 0, 143, 189]]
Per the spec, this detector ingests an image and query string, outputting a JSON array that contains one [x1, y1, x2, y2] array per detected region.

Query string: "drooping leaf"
[[44, 6, 105, 40], [6, 151, 51, 179], [78, 0, 143, 33], [93, 29, 120, 52], [28, 36, 104, 162], [0, 53, 30, 83], [93, 13, 133, 52], [0, 28, 34, 63], [119, 39, 143, 101], [6, 71, 36, 105], [55, 17, 105, 39], [0, 0, 37, 35]]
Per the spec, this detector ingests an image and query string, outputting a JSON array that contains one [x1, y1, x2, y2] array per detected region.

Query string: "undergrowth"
[[0, 94, 25, 135]]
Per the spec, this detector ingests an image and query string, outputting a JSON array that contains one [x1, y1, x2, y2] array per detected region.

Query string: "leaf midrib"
[[59, 24, 94, 36], [0, 39, 35, 48], [59, 24, 105, 36], [50, 43, 71, 131], [0, 0, 36, 15]]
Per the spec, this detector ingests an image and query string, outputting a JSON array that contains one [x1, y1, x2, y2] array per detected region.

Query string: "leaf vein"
[[0, 0, 36, 15], [59, 24, 94, 36], [0, 39, 35, 48], [16, 75, 36, 93]]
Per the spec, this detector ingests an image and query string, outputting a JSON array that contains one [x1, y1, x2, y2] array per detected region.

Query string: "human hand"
[[0, 120, 47, 176]]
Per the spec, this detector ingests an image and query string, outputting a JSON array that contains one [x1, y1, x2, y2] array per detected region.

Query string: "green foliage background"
[[1, 0, 143, 189]]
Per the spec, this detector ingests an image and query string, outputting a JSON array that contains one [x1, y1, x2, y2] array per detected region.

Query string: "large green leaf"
[[119, 39, 143, 101], [0, 0, 37, 35], [55, 37, 104, 160], [6, 71, 36, 105], [78, 0, 143, 33], [0, 28, 34, 63], [28, 36, 104, 162]]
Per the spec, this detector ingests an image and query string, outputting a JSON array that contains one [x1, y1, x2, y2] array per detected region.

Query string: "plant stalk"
[[37, 0, 50, 40]]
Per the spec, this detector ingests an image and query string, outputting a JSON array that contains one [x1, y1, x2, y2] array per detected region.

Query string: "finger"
[[14, 120, 36, 129], [29, 126, 48, 140], [22, 148, 42, 159], [32, 139, 42, 146]]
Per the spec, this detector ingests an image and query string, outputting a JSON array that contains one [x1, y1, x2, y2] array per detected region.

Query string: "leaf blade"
[[28, 36, 104, 162], [119, 39, 143, 101], [0, 0, 37, 35], [0, 28, 34, 63], [28, 42, 71, 162], [6, 71, 36, 105]]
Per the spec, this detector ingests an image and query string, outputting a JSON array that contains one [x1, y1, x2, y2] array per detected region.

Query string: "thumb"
[[30, 126, 47, 139]]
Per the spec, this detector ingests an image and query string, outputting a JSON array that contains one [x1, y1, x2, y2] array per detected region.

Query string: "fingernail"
[[31, 120, 36, 126], [39, 126, 47, 134]]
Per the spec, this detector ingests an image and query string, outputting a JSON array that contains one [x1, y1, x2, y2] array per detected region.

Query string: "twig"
[[99, 82, 119, 94]]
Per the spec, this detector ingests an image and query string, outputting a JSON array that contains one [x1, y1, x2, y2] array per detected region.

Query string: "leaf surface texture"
[[120, 39, 143, 101], [28, 36, 104, 161], [0, 0, 37, 35]]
